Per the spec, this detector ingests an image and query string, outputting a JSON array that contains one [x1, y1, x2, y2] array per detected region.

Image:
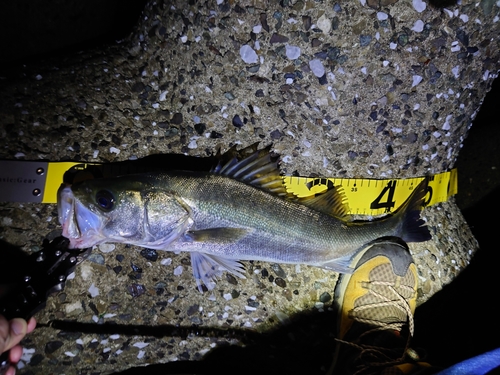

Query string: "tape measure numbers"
[[284, 169, 457, 216]]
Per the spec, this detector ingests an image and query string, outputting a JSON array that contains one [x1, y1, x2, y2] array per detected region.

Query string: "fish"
[[58, 145, 431, 291]]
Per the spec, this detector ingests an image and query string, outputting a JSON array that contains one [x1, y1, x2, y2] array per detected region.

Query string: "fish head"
[[57, 175, 192, 249]]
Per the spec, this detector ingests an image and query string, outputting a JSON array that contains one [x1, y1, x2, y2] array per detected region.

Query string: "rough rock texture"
[[0, 0, 498, 374]]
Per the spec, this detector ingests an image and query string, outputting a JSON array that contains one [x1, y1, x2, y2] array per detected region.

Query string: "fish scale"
[[155, 172, 352, 259], [58, 146, 431, 291], [149, 172, 408, 264]]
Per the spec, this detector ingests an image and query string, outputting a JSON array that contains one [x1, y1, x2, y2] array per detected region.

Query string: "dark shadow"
[[413, 179, 500, 368], [411, 76, 500, 369], [46, 307, 338, 375], [0, 0, 148, 71], [61, 142, 266, 182], [0, 239, 30, 282], [455, 77, 500, 211], [0, 236, 91, 321]]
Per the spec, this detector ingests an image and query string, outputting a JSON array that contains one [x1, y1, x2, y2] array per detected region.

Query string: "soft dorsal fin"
[[298, 186, 351, 221], [212, 144, 288, 196]]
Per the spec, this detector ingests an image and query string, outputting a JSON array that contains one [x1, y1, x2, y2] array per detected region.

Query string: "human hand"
[[0, 316, 36, 375]]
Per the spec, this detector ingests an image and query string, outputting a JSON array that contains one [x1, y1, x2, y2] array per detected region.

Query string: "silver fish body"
[[58, 147, 430, 290]]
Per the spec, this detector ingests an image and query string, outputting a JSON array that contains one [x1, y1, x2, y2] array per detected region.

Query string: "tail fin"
[[396, 177, 432, 243]]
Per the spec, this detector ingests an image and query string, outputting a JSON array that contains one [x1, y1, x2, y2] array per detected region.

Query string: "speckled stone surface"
[[0, 0, 498, 374]]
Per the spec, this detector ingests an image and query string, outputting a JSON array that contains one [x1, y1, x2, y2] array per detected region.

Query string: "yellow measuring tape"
[[284, 169, 457, 216], [41, 162, 457, 216]]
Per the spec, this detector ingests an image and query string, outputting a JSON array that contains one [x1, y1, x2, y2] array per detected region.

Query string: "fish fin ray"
[[211, 144, 288, 196], [298, 186, 351, 220], [218, 157, 240, 175], [318, 254, 354, 274], [231, 152, 263, 179], [395, 177, 432, 243], [240, 163, 275, 180], [213, 142, 261, 174], [190, 252, 246, 292]]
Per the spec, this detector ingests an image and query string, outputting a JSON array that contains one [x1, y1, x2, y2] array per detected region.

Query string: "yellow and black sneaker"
[[328, 237, 433, 375]]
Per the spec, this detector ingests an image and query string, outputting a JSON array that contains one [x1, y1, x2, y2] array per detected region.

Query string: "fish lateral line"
[[57, 144, 433, 293]]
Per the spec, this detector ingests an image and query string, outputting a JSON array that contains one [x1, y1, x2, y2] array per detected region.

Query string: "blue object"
[[435, 347, 500, 375]]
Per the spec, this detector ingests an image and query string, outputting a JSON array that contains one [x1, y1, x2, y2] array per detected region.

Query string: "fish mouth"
[[57, 184, 105, 249], [58, 185, 77, 239]]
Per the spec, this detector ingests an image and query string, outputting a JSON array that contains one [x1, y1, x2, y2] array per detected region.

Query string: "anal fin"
[[317, 253, 354, 274]]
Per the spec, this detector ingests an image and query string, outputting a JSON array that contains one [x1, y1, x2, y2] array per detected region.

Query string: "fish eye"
[[95, 190, 115, 211]]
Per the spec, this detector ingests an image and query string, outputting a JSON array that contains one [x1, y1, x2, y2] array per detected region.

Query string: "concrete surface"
[[0, 0, 499, 374]]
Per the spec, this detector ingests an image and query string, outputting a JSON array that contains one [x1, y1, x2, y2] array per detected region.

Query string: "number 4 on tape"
[[370, 180, 396, 212]]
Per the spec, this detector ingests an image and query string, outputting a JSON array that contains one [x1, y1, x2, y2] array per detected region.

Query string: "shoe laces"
[[353, 279, 415, 336], [336, 279, 419, 374]]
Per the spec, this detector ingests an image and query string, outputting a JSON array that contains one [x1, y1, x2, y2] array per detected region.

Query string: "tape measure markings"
[[283, 169, 457, 217]]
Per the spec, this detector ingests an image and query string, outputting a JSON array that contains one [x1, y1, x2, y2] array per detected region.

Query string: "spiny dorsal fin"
[[213, 142, 261, 173], [212, 144, 288, 196], [298, 186, 351, 221]]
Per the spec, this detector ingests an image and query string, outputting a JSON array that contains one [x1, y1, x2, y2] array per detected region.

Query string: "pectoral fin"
[[190, 252, 246, 292]]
